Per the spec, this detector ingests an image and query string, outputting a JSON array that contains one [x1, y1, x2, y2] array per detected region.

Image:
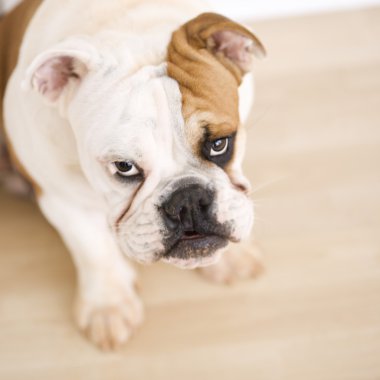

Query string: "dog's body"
[[1, 0, 264, 349]]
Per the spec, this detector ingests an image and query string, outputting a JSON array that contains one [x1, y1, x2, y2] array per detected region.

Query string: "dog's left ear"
[[23, 37, 100, 105], [180, 12, 266, 79]]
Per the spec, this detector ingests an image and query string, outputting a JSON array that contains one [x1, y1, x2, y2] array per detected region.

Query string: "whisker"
[[251, 200, 268, 208], [245, 105, 273, 131], [249, 175, 288, 196]]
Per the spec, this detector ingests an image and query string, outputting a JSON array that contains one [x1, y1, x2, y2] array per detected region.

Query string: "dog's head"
[[25, 13, 265, 269]]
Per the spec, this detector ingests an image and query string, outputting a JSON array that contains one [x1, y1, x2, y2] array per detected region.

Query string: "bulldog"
[[0, 0, 265, 349]]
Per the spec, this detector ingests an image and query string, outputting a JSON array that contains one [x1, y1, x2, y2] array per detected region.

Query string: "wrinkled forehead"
[[81, 66, 185, 156], [102, 66, 181, 127]]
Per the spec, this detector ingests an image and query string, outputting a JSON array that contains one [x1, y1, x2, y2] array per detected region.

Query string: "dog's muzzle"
[[160, 183, 229, 260]]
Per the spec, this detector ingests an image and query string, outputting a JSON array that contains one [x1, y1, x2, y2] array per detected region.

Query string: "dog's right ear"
[[168, 12, 266, 84], [23, 38, 100, 104]]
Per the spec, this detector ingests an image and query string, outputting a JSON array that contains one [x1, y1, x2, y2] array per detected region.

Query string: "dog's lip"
[[162, 251, 223, 269], [181, 231, 206, 240], [163, 234, 228, 259]]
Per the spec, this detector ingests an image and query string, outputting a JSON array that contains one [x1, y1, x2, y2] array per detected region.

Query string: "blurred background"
[[1, 1, 380, 379], [211, 0, 380, 19], [3, 0, 380, 18]]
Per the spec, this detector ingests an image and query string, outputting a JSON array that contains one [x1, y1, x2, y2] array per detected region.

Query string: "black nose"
[[162, 184, 214, 233]]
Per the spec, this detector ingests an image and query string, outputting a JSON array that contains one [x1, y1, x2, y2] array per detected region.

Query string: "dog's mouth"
[[162, 232, 227, 269], [163, 230, 228, 261], [181, 231, 206, 240]]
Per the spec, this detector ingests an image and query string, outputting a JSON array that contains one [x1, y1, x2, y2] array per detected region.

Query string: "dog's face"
[[25, 13, 265, 269]]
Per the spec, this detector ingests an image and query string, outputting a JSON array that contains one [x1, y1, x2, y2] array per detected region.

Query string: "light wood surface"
[[1, 7, 380, 380]]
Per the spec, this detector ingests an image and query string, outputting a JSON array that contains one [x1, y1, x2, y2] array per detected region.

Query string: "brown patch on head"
[[167, 13, 265, 189]]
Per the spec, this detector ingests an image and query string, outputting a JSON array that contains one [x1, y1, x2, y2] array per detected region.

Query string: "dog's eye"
[[202, 134, 235, 167], [202, 134, 233, 165], [210, 138, 229, 156], [113, 161, 140, 177]]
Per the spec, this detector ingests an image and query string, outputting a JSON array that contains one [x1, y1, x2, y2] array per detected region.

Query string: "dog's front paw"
[[74, 281, 143, 350], [198, 242, 263, 284]]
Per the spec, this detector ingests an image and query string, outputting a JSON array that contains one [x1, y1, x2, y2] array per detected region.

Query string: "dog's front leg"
[[38, 193, 143, 350]]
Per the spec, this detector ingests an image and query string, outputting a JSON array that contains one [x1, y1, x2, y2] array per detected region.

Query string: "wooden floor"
[[1, 8, 380, 380]]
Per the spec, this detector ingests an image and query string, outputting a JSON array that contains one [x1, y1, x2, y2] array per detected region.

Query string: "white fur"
[[4, 0, 255, 348]]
